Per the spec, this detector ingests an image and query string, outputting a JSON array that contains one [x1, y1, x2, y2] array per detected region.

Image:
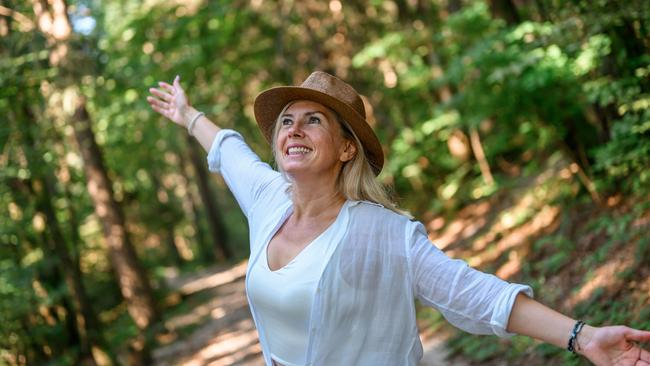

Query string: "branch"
[[0, 5, 35, 31]]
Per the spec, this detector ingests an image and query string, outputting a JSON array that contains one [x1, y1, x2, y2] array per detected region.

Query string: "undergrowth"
[[418, 177, 650, 365]]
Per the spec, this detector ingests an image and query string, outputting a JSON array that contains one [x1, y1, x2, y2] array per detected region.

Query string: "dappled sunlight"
[[466, 205, 560, 268], [154, 263, 263, 366], [166, 261, 248, 295], [154, 316, 262, 366], [192, 323, 261, 366], [427, 201, 492, 250], [495, 249, 523, 280], [427, 157, 573, 282], [165, 281, 248, 330], [563, 244, 636, 309]]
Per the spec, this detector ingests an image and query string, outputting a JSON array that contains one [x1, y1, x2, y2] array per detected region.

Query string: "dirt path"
[[153, 261, 466, 366]]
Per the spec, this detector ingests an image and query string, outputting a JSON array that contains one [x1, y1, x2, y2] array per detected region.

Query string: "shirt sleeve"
[[408, 221, 533, 337], [206, 129, 284, 218]]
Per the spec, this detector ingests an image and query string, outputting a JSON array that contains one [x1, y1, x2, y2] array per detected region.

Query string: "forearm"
[[507, 293, 595, 353], [184, 106, 221, 153]]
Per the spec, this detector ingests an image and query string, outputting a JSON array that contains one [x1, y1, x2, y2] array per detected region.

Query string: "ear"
[[339, 140, 357, 162]]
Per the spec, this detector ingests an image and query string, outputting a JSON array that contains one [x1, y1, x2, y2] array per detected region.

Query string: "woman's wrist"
[[575, 324, 596, 356], [182, 106, 199, 128]]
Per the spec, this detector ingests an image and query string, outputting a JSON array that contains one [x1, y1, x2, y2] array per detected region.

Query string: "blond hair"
[[271, 102, 409, 217]]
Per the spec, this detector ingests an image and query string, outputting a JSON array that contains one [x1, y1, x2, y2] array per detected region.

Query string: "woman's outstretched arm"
[[147, 75, 220, 152], [146, 75, 283, 218], [507, 293, 650, 365]]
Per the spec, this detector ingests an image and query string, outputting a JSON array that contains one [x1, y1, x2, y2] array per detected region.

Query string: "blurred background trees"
[[1, 0, 648, 365]]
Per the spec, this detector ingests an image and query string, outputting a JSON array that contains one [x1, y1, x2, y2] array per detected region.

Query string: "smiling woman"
[[147, 71, 650, 366], [273, 100, 354, 183]]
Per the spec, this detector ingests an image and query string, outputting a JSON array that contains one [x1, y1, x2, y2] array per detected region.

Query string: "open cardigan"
[[207, 129, 533, 366]]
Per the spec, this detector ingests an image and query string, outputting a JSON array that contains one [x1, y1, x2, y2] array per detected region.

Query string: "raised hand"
[[581, 326, 650, 366], [147, 75, 191, 127]]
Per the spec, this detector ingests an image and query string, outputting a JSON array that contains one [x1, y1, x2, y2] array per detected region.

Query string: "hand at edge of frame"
[[579, 325, 650, 366]]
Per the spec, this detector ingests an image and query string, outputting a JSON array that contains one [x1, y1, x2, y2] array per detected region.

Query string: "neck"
[[290, 175, 346, 220]]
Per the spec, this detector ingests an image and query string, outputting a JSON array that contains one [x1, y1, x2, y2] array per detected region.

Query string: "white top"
[[247, 203, 347, 366], [207, 129, 533, 366]]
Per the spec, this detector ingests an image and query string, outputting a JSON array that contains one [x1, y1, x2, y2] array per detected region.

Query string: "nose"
[[287, 121, 304, 137]]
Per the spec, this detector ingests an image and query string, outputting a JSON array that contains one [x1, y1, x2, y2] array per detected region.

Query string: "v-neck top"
[[247, 202, 349, 366], [207, 130, 533, 366]]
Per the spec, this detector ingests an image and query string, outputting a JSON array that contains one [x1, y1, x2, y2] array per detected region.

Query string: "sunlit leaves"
[[352, 32, 404, 67], [573, 34, 611, 76]]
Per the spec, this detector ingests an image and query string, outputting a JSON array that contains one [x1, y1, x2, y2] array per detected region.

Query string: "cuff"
[[206, 129, 244, 173], [491, 284, 534, 337]]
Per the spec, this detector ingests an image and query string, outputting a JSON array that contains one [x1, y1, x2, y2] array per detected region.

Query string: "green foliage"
[[3, 0, 650, 364]]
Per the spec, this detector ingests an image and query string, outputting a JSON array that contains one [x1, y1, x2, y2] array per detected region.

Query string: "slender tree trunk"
[[33, 4, 159, 360], [533, 0, 549, 22], [487, 0, 521, 25], [149, 173, 184, 267], [38, 180, 101, 366], [556, 139, 602, 205], [469, 126, 495, 186], [16, 104, 110, 365], [448, 0, 462, 13], [164, 229, 184, 267], [179, 152, 214, 263], [187, 136, 232, 260], [71, 96, 159, 330]]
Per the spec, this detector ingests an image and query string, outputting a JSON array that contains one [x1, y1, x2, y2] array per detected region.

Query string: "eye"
[[308, 116, 321, 124], [281, 118, 293, 126]]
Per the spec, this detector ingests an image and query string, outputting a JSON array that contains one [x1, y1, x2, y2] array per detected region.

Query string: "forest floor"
[[151, 260, 467, 366], [151, 156, 650, 366]]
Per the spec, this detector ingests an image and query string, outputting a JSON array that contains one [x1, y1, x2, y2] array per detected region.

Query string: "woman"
[[147, 71, 650, 366]]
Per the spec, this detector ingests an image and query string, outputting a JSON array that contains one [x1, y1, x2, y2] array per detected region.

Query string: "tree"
[[31, 0, 159, 361]]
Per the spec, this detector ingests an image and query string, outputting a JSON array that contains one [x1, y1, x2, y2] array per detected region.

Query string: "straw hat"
[[253, 71, 384, 175]]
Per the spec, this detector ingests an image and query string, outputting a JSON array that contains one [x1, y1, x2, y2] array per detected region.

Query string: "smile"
[[286, 146, 312, 155]]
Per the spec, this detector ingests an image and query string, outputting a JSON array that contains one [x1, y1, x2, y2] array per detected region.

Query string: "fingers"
[[148, 101, 169, 118], [159, 81, 174, 93], [149, 87, 172, 101], [173, 74, 181, 88], [626, 328, 650, 343], [146, 96, 169, 110], [146, 97, 173, 120]]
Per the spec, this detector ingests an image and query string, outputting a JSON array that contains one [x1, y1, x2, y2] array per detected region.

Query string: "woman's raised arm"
[[147, 75, 220, 152], [507, 293, 650, 365]]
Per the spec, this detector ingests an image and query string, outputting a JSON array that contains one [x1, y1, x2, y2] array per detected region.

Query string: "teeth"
[[287, 146, 312, 155]]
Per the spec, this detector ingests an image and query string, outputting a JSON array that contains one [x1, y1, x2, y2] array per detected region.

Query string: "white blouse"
[[207, 129, 533, 366], [247, 202, 348, 366]]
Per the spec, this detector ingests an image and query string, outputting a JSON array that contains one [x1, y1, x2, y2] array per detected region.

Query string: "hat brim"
[[253, 86, 384, 175]]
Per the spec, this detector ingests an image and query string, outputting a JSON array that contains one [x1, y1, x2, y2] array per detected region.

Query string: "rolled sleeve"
[[408, 221, 533, 337], [207, 129, 243, 173], [490, 283, 533, 337]]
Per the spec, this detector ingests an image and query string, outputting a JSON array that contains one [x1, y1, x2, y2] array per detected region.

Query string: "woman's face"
[[275, 100, 355, 180]]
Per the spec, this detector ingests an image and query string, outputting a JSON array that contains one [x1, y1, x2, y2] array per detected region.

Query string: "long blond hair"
[[271, 102, 409, 216]]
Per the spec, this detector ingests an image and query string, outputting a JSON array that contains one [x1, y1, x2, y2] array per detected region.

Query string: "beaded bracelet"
[[187, 111, 205, 136], [567, 320, 586, 353]]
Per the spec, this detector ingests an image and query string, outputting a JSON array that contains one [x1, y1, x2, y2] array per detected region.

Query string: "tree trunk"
[[179, 152, 215, 263], [447, 0, 462, 13], [16, 104, 110, 365], [33, 0, 159, 345], [164, 229, 184, 268], [469, 126, 495, 186], [149, 173, 185, 267], [487, 0, 521, 25], [187, 136, 232, 260], [533, 0, 549, 22], [71, 96, 159, 331]]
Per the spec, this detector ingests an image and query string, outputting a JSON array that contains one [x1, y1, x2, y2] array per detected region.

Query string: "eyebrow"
[[281, 111, 326, 118]]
